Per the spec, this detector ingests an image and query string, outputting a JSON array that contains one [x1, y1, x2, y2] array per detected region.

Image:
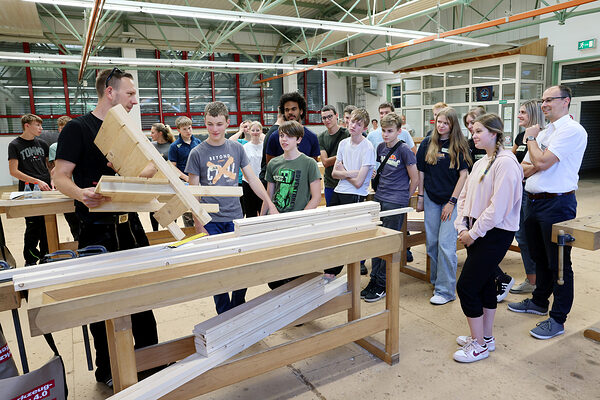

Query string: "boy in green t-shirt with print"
[[263, 120, 322, 289]]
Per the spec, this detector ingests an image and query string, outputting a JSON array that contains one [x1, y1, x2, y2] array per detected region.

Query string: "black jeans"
[[242, 180, 263, 218], [324, 192, 366, 276], [23, 216, 48, 265], [526, 193, 577, 324], [457, 228, 514, 318], [79, 214, 158, 382]]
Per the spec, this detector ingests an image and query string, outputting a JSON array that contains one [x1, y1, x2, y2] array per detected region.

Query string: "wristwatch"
[[526, 136, 536, 143]]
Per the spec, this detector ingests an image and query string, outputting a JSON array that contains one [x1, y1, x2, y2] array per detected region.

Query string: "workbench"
[[25, 226, 402, 397]]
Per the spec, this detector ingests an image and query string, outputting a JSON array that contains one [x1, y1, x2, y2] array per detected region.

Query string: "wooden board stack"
[[110, 274, 348, 399], [5, 202, 382, 291]]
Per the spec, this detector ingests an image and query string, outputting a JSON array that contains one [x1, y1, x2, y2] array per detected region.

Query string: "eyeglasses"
[[105, 67, 123, 88], [321, 114, 335, 121], [541, 96, 566, 104]]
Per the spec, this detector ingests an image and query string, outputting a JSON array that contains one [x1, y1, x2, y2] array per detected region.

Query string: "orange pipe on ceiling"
[[78, 0, 105, 81], [254, 0, 598, 85]]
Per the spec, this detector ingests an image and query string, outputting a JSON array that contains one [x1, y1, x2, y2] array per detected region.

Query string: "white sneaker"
[[453, 338, 489, 363], [430, 294, 453, 305], [456, 335, 495, 351]]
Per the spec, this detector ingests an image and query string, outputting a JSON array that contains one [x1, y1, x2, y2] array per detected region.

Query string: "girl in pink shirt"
[[452, 114, 523, 363]]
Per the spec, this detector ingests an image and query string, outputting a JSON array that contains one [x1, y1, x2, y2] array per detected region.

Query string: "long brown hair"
[[152, 122, 175, 143], [425, 107, 472, 168], [474, 113, 504, 182]]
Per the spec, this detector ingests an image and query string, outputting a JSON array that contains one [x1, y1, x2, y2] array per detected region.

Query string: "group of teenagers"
[[7, 65, 588, 387]]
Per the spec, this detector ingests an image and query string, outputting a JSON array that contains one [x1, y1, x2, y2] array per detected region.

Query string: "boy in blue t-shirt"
[[362, 113, 418, 302]]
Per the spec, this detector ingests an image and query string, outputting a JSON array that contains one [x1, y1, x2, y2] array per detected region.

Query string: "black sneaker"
[[360, 264, 368, 275], [360, 280, 375, 299], [406, 250, 414, 263], [364, 285, 386, 302], [496, 273, 515, 302]]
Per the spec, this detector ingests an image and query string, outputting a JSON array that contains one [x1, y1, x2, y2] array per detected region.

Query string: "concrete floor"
[[1, 176, 600, 400]]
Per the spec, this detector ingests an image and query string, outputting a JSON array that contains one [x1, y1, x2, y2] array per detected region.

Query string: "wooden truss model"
[[93, 104, 241, 240]]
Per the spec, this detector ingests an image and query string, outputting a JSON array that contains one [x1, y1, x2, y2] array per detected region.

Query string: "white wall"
[[540, 2, 600, 63], [0, 136, 18, 186]]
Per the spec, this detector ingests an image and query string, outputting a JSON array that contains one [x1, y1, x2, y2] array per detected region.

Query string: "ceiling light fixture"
[[23, 0, 490, 47]]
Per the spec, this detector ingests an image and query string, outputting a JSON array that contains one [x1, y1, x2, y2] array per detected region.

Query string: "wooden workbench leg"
[[106, 316, 138, 393], [347, 262, 361, 321], [43, 214, 59, 254], [401, 214, 407, 267], [384, 254, 399, 364]]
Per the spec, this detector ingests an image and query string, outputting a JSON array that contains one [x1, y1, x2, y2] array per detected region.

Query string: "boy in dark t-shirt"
[[8, 114, 51, 265], [363, 113, 418, 302]]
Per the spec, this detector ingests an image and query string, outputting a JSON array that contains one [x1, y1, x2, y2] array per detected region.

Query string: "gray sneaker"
[[530, 317, 564, 339], [510, 278, 536, 294], [507, 298, 548, 315]]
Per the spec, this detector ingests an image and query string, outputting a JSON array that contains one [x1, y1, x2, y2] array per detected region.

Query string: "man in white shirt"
[[508, 85, 587, 340]]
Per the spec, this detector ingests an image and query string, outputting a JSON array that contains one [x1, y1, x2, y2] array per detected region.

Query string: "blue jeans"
[[424, 192, 458, 300], [514, 189, 536, 275], [205, 221, 247, 315], [370, 200, 405, 287], [324, 187, 335, 207], [526, 193, 576, 324]]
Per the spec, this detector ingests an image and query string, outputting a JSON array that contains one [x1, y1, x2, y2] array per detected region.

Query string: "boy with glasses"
[[318, 105, 349, 206]]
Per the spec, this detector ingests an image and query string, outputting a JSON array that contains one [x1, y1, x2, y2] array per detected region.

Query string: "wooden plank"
[[16, 217, 377, 291], [159, 312, 389, 400], [0, 281, 21, 311], [399, 264, 428, 282], [112, 277, 348, 399], [106, 316, 138, 392], [355, 336, 392, 364], [3, 200, 75, 218], [146, 227, 197, 246], [44, 214, 60, 254], [90, 200, 219, 214], [552, 214, 600, 251], [584, 327, 600, 342], [384, 254, 399, 364], [153, 197, 192, 228], [135, 292, 352, 373], [27, 228, 400, 335], [347, 262, 360, 322], [98, 176, 242, 198]]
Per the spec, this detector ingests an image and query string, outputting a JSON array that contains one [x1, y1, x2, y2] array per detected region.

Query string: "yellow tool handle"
[[168, 232, 207, 248]]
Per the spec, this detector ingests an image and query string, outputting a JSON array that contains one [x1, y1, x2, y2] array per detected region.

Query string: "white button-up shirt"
[[524, 114, 587, 194]]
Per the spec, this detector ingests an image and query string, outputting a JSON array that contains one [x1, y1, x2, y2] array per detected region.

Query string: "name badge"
[[441, 148, 449, 154], [517, 145, 527, 152]]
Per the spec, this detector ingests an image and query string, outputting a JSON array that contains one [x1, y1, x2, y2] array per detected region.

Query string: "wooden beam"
[[0, 281, 21, 312], [27, 228, 400, 336], [160, 312, 389, 399], [552, 214, 600, 251], [106, 316, 138, 392], [134, 292, 353, 373]]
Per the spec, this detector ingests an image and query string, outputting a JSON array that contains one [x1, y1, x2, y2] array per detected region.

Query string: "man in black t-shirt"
[[8, 114, 51, 265], [53, 68, 158, 388]]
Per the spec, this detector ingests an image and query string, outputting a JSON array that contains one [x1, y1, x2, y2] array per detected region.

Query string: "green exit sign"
[[578, 39, 596, 50]]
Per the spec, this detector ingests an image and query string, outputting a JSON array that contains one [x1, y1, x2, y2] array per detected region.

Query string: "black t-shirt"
[[56, 112, 117, 221], [468, 138, 486, 172], [514, 131, 528, 163], [8, 136, 51, 191], [416, 136, 469, 205], [259, 124, 279, 181]]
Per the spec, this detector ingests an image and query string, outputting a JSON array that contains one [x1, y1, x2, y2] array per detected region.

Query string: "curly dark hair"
[[278, 92, 306, 120]]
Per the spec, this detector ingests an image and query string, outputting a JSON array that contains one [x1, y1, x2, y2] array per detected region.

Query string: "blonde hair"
[[175, 116, 192, 128], [152, 122, 175, 143], [520, 100, 545, 129], [249, 121, 263, 132], [425, 107, 472, 169], [57, 116, 71, 129], [380, 113, 402, 130], [350, 108, 370, 127], [21, 113, 42, 129], [474, 114, 503, 182]]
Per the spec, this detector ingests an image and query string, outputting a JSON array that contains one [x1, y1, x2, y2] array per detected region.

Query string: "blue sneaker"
[[507, 298, 548, 315], [530, 317, 564, 340]]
